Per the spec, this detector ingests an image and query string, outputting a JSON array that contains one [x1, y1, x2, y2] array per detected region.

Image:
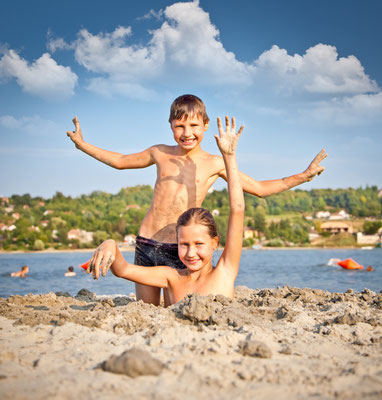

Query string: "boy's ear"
[[204, 121, 209, 131]]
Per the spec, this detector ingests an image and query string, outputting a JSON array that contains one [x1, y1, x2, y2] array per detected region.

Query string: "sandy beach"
[[0, 286, 381, 399]]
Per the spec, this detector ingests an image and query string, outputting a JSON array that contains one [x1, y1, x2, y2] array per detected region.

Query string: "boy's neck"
[[175, 144, 203, 157]]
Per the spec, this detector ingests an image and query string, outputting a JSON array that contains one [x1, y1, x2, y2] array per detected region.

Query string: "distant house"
[[12, 212, 20, 220], [123, 234, 136, 245], [23, 205, 30, 210], [308, 227, 320, 242], [315, 211, 331, 219], [126, 204, 141, 211], [378, 189, 382, 198], [321, 221, 353, 234], [43, 210, 53, 216], [0, 224, 16, 231], [243, 227, 258, 239], [329, 209, 350, 220], [1, 197, 9, 205], [4, 206, 14, 213], [67, 229, 94, 243], [41, 220, 49, 227], [212, 209, 220, 216], [28, 226, 40, 232], [356, 232, 381, 245]]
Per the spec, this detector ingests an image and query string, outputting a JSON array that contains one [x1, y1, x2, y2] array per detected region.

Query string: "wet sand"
[[0, 286, 381, 399]]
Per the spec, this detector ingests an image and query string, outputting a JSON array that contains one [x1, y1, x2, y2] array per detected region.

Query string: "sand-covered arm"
[[67, 117, 155, 170], [214, 117, 244, 278], [219, 149, 327, 197], [87, 239, 177, 288]]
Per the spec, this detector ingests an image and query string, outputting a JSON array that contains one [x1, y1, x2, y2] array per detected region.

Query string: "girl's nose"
[[187, 246, 196, 257]]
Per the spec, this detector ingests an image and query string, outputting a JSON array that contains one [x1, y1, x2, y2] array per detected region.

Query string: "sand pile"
[[0, 286, 381, 399]]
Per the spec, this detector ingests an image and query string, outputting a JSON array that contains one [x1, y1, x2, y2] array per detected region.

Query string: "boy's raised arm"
[[219, 149, 327, 197], [214, 117, 244, 278], [67, 117, 155, 170]]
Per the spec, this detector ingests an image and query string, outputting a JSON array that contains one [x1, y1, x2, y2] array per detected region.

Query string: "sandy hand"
[[215, 116, 244, 156], [87, 239, 116, 280], [66, 116, 84, 147], [304, 149, 328, 181]]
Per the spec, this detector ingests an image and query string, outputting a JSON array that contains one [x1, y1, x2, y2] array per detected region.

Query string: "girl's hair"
[[176, 207, 219, 241], [169, 94, 209, 124]]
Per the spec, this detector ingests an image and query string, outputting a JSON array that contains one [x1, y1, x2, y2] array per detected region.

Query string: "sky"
[[1, 0, 381, 198]]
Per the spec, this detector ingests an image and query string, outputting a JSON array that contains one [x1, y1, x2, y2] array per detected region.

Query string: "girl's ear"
[[212, 235, 219, 249]]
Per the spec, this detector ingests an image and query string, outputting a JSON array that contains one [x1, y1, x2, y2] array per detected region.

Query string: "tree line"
[[0, 185, 381, 250]]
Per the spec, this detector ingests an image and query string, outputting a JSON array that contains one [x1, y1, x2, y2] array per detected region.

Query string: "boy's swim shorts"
[[134, 235, 186, 270]]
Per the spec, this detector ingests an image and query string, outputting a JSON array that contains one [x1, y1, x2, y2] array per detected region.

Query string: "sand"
[[0, 286, 381, 399]]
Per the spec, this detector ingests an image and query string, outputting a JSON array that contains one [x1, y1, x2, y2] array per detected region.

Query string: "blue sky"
[[1, 0, 381, 198]]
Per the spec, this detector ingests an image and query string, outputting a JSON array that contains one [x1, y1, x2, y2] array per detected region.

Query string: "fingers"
[[237, 125, 244, 138], [217, 117, 223, 135], [102, 253, 114, 277], [225, 116, 230, 132]]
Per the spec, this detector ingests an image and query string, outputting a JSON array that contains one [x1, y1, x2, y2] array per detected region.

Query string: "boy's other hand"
[[215, 116, 244, 156], [88, 239, 116, 280], [66, 116, 84, 148], [304, 149, 328, 181]]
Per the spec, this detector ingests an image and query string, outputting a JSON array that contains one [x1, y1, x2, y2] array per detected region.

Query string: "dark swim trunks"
[[134, 235, 186, 270]]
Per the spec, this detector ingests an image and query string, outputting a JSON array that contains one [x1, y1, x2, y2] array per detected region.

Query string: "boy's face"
[[171, 114, 209, 151]]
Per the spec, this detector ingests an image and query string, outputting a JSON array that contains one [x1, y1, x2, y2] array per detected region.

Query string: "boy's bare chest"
[[157, 155, 219, 186]]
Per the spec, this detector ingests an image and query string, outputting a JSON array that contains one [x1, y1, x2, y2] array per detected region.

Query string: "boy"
[[67, 94, 327, 305]]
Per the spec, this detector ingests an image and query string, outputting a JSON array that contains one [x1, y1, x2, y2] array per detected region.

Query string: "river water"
[[0, 248, 381, 298]]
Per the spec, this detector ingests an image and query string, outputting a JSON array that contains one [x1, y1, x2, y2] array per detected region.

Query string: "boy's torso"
[[138, 144, 224, 243]]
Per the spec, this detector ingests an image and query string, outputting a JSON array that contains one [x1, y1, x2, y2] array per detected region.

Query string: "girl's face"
[[177, 222, 218, 271]]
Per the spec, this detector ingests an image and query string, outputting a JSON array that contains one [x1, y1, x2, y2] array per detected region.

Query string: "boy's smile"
[[171, 115, 209, 152]]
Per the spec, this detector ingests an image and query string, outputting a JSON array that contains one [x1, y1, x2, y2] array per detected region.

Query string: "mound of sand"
[[0, 286, 381, 399]]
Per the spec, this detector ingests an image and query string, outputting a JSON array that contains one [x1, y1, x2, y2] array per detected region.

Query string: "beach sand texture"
[[0, 286, 382, 399]]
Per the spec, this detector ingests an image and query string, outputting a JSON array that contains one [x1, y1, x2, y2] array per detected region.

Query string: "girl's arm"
[[67, 117, 155, 170], [214, 116, 245, 279], [87, 239, 177, 288]]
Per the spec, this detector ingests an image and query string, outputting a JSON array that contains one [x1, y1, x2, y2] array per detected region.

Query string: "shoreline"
[[0, 245, 375, 255]]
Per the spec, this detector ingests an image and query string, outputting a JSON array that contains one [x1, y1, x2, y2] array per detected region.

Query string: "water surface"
[[0, 248, 381, 298]]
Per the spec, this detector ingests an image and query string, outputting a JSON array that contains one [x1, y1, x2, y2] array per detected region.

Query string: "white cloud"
[[0, 114, 59, 135], [0, 50, 77, 99], [255, 44, 378, 96], [137, 8, 164, 21]]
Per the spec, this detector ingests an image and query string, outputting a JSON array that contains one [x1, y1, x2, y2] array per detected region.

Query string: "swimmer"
[[11, 265, 29, 277], [64, 266, 77, 277]]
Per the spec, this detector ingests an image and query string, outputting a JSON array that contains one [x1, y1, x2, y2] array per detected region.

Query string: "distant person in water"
[[11, 265, 29, 277], [64, 266, 77, 277]]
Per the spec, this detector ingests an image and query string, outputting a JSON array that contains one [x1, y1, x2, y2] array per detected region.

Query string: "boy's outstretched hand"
[[66, 116, 84, 148], [215, 116, 244, 155], [304, 149, 328, 182], [87, 239, 116, 280]]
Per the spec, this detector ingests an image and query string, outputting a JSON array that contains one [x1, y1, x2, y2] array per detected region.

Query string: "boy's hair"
[[169, 94, 209, 124], [176, 207, 219, 242], [68, 266, 74, 272], [21, 265, 28, 271]]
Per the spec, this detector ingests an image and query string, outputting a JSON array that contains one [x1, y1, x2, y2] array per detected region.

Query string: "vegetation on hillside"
[[0, 185, 381, 251]]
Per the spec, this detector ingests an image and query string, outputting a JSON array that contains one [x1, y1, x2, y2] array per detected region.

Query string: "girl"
[[87, 116, 244, 305]]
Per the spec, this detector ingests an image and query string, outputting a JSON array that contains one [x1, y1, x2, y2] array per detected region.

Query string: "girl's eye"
[[196, 243, 204, 246]]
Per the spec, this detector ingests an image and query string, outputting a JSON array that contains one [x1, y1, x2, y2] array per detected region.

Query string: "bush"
[[33, 239, 45, 251], [266, 239, 283, 247]]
